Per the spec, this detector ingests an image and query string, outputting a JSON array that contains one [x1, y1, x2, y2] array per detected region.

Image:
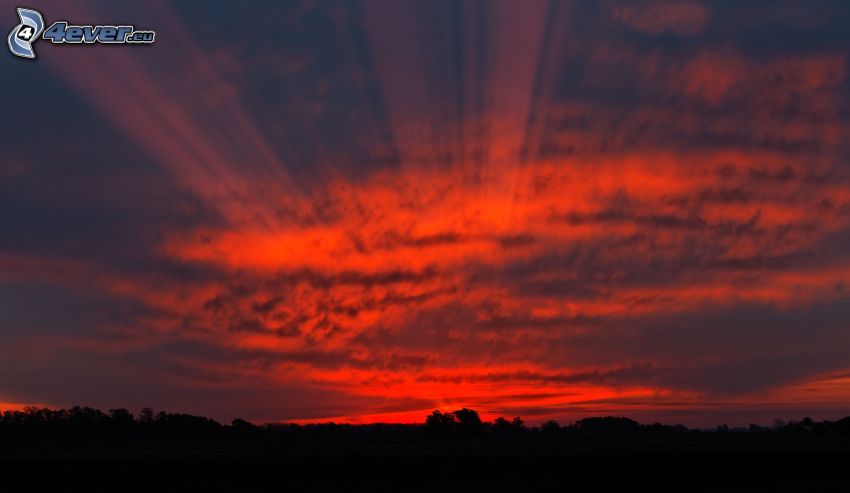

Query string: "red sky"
[[2, 0, 850, 427]]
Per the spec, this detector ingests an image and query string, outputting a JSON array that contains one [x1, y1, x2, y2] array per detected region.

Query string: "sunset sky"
[[2, 0, 850, 427]]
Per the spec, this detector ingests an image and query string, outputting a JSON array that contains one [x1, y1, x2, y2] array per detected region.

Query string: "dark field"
[[3, 437, 850, 491], [2, 408, 850, 491]]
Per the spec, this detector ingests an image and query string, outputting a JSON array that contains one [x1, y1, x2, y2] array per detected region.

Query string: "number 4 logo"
[[17, 26, 34, 40]]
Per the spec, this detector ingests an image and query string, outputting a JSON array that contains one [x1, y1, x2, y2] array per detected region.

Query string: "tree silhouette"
[[493, 416, 526, 438], [451, 408, 482, 434], [540, 420, 561, 437], [140, 407, 155, 423], [425, 410, 456, 435]]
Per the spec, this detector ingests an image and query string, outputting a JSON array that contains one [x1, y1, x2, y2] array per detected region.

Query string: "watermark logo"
[[8, 8, 43, 59], [8, 7, 155, 59]]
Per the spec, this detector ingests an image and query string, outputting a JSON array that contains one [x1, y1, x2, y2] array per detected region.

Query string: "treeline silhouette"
[[2, 405, 849, 443], [3, 407, 850, 491]]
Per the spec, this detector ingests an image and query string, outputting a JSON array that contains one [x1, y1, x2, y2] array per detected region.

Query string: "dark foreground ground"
[[2, 409, 849, 491], [2, 435, 850, 491]]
